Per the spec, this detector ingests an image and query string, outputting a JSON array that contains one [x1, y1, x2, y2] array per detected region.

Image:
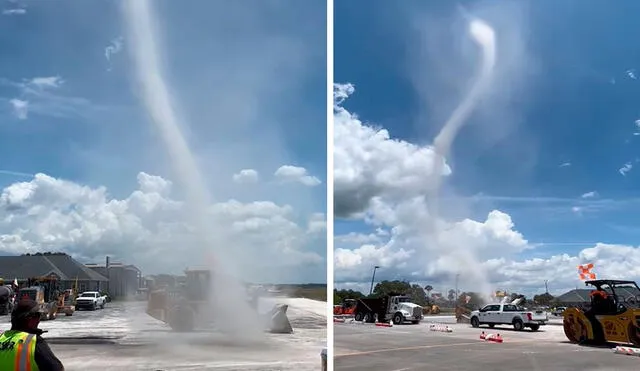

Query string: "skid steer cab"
[[145, 269, 293, 334], [563, 279, 640, 346]]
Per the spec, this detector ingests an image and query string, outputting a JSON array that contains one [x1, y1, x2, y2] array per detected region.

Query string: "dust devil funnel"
[[426, 18, 496, 295], [122, 0, 264, 342]]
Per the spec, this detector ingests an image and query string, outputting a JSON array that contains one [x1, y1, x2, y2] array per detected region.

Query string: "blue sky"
[[0, 0, 327, 283], [334, 0, 640, 294]]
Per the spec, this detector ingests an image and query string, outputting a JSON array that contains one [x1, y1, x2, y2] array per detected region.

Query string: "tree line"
[[334, 280, 560, 309]]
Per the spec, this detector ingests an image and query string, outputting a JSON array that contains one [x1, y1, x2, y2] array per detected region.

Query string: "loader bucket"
[[146, 290, 169, 324], [268, 303, 293, 334]]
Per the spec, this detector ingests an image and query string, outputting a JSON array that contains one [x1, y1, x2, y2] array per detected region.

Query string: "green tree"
[[372, 280, 412, 298], [533, 292, 555, 306], [334, 289, 365, 304], [408, 284, 429, 306]]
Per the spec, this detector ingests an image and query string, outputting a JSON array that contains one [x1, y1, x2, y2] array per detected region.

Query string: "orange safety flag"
[[578, 263, 596, 280]]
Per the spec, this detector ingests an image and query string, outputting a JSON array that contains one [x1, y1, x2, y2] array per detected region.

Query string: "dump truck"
[[353, 294, 423, 325], [563, 279, 640, 346], [146, 269, 293, 333]]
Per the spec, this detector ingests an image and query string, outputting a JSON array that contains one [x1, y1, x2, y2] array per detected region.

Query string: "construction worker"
[[0, 298, 64, 370]]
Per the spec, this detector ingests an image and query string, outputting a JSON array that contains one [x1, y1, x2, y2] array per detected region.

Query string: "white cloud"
[[0, 75, 104, 120], [559, 162, 571, 167], [0, 172, 323, 282], [27, 76, 64, 89], [105, 36, 124, 63], [274, 165, 321, 187], [619, 162, 633, 176], [2, 8, 25, 15], [9, 99, 28, 120], [334, 84, 530, 292], [232, 169, 259, 184], [333, 83, 640, 297], [333, 83, 451, 218]]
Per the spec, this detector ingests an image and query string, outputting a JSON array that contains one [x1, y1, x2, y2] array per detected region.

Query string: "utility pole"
[[455, 273, 460, 304], [544, 280, 549, 294], [369, 266, 380, 295]]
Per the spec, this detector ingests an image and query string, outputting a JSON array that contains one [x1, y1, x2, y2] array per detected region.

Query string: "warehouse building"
[[85, 257, 143, 299]]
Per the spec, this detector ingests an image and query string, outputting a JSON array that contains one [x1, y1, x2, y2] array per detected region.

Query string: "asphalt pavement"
[[1, 299, 326, 370], [334, 318, 640, 371]]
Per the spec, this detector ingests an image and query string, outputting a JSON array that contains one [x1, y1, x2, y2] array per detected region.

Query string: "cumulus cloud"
[[333, 83, 640, 296], [232, 169, 259, 184], [0, 172, 323, 282], [274, 165, 321, 187], [334, 84, 529, 290], [334, 83, 451, 218]]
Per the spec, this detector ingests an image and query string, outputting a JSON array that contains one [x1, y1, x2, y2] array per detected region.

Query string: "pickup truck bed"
[[470, 303, 548, 331]]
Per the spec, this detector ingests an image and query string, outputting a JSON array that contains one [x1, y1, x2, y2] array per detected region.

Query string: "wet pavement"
[[2, 298, 327, 370]]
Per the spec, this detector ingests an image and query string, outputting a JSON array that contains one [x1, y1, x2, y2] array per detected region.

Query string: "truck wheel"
[[470, 317, 480, 328], [488, 324, 495, 328], [363, 313, 373, 323], [513, 319, 524, 331], [393, 313, 403, 325], [529, 324, 540, 332], [354, 312, 364, 322]]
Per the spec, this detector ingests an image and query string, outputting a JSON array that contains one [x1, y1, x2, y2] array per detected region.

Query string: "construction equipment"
[[425, 304, 441, 315], [146, 269, 293, 334], [59, 289, 76, 316], [353, 294, 423, 325], [17, 276, 64, 321], [333, 299, 356, 316], [0, 284, 15, 315], [455, 306, 471, 323], [563, 279, 640, 346]]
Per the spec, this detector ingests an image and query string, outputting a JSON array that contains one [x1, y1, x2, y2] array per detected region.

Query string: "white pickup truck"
[[75, 291, 107, 311], [469, 301, 548, 331]]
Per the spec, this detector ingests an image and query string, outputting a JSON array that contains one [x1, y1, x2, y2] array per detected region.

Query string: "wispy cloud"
[[2, 8, 25, 16], [8, 99, 28, 120], [619, 162, 633, 176], [1, 76, 106, 120], [0, 170, 33, 178], [105, 36, 124, 71], [581, 191, 598, 199], [559, 162, 571, 168]]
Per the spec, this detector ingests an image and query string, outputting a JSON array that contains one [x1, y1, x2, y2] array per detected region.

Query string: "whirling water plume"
[[426, 17, 497, 298], [122, 0, 264, 342]]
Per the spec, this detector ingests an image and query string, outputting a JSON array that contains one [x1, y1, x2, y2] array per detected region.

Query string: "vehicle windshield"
[[80, 293, 96, 297], [608, 283, 640, 302], [397, 297, 410, 303]]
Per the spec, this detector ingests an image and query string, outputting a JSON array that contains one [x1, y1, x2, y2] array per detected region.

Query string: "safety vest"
[[0, 330, 39, 371]]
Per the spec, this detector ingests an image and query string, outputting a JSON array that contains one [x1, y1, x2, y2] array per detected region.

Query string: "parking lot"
[[334, 316, 640, 370], [2, 300, 326, 370]]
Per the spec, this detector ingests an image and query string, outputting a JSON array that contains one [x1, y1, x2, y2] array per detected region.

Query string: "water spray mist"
[[122, 0, 265, 342], [426, 17, 497, 299]]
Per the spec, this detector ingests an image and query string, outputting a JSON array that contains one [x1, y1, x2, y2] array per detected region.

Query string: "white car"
[[470, 302, 548, 331], [75, 291, 107, 311]]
